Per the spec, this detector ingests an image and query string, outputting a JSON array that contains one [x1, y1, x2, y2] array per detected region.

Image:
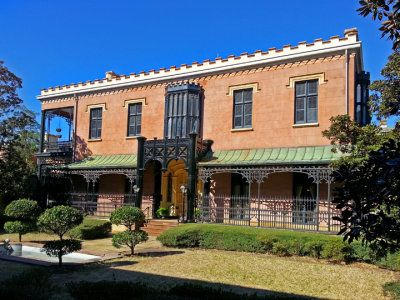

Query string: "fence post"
[[248, 182, 251, 226], [257, 181, 261, 227], [327, 180, 331, 232], [316, 180, 320, 232]]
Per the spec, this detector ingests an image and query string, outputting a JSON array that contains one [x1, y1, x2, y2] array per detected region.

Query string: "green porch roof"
[[198, 145, 341, 167], [60, 154, 137, 170]]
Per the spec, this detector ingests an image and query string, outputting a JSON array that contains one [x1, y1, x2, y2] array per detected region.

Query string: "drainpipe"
[[72, 93, 78, 162], [345, 49, 349, 115]]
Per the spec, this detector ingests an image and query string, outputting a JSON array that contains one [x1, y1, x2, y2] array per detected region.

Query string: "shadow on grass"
[[101, 260, 138, 267], [136, 250, 184, 257], [67, 265, 323, 299], [2, 258, 324, 299]]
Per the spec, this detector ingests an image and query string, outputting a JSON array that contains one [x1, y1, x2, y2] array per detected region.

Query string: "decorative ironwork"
[[68, 193, 151, 218], [144, 137, 189, 169], [198, 194, 340, 232], [198, 166, 332, 183], [143, 136, 210, 170], [49, 168, 136, 183]]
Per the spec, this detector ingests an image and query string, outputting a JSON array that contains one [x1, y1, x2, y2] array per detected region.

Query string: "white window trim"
[[123, 98, 147, 109], [286, 73, 327, 88], [226, 82, 259, 96], [86, 103, 107, 113]]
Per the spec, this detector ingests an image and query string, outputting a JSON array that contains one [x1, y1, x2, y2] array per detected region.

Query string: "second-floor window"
[[89, 107, 102, 139], [233, 88, 253, 129], [295, 80, 318, 124], [127, 103, 142, 137]]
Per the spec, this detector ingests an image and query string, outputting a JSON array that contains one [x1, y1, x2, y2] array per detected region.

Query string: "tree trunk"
[[19, 233, 21, 242], [130, 246, 134, 255]]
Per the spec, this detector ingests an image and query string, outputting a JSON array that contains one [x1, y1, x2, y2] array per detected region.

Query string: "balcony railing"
[[42, 141, 73, 153]]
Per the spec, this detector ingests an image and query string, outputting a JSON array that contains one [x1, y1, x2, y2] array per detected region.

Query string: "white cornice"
[[38, 32, 362, 100]]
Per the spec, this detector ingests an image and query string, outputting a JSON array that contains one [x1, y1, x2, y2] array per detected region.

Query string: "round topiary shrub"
[[112, 230, 148, 255], [110, 206, 145, 231], [37, 206, 83, 266], [4, 199, 41, 242], [38, 205, 84, 240], [5, 199, 41, 221]]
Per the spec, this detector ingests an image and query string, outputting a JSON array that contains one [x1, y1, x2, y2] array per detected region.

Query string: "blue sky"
[[0, 0, 397, 125]]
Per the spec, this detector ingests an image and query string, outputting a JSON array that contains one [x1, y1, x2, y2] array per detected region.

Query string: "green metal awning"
[[198, 145, 341, 167], [58, 154, 137, 170]]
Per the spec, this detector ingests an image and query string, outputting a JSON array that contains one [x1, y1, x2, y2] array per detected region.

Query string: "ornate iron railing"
[[197, 194, 341, 232], [43, 141, 73, 153], [68, 193, 151, 218], [64, 193, 340, 231]]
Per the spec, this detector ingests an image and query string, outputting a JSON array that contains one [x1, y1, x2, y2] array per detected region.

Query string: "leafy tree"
[[110, 206, 148, 255], [37, 206, 83, 266], [0, 61, 39, 208], [322, 115, 400, 167], [369, 50, 400, 121], [323, 49, 400, 257], [3, 199, 41, 242], [332, 139, 400, 254], [358, 0, 400, 50]]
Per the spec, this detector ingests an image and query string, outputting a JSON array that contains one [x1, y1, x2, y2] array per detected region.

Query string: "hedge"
[[383, 281, 400, 300], [68, 218, 111, 240], [157, 224, 400, 269]]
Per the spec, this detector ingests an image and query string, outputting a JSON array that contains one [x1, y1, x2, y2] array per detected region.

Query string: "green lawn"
[[0, 231, 399, 299]]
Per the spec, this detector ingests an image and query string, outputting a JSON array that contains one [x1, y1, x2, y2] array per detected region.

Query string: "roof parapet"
[[39, 28, 362, 99]]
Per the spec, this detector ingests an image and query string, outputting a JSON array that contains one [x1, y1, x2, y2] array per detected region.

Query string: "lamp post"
[[133, 184, 140, 206], [180, 185, 187, 222]]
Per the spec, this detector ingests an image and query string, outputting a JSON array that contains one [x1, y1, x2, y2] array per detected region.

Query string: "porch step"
[[140, 219, 179, 237]]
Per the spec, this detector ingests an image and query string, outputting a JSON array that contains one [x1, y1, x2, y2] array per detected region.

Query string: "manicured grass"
[[157, 224, 400, 270], [0, 232, 398, 299]]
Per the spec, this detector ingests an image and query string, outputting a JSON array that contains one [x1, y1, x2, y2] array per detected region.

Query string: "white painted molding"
[[86, 103, 106, 113], [38, 33, 362, 100]]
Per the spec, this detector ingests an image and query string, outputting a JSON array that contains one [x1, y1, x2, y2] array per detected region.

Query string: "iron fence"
[[63, 193, 340, 232], [67, 193, 152, 218], [197, 194, 341, 232]]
